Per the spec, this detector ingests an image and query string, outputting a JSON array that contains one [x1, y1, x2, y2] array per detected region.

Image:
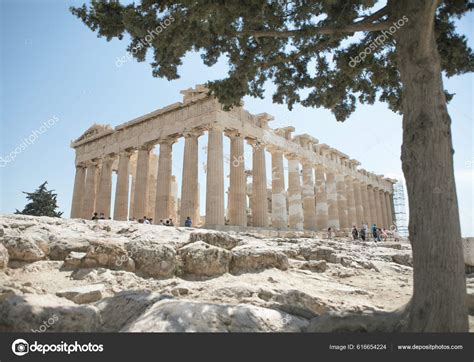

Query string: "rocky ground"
[[0, 214, 472, 332]]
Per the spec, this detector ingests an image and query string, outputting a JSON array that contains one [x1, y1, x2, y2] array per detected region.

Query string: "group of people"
[[133, 216, 193, 227], [156, 216, 193, 227], [354, 224, 400, 242], [91, 212, 111, 220], [141, 216, 153, 224], [129, 216, 174, 226], [93, 213, 193, 228], [158, 217, 174, 226], [327, 224, 400, 242], [92, 210, 399, 242]]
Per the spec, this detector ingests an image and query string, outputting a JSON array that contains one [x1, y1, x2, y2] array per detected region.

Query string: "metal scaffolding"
[[393, 180, 409, 238]]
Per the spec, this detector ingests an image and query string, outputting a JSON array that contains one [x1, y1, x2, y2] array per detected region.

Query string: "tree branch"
[[357, 6, 389, 25], [247, 6, 390, 39], [259, 37, 336, 69]]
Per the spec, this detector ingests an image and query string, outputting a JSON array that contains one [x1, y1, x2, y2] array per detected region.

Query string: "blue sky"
[[1, 0, 472, 236]]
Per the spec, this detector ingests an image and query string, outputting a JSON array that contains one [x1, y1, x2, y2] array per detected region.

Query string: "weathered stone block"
[[126, 239, 176, 278], [179, 241, 231, 277], [56, 284, 105, 304]]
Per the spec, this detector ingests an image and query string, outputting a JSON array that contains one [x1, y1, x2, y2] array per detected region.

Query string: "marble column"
[[345, 176, 357, 227], [114, 151, 131, 221], [96, 155, 114, 218], [249, 140, 268, 227], [390, 193, 396, 225], [129, 161, 136, 219], [380, 189, 389, 228], [133, 145, 153, 219], [205, 126, 225, 226], [374, 187, 383, 227], [70, 164, 86, 218], [314, 164, 328, 230], [82, 161, 99, 219], [367, 185, 377, 226], [326, 170, 340, 229], [385, 192, 394, 227], [170, 175, 178, 221], [227, 131, 247, 227], [146, 154, 159, 219], [195, 183, 201, 225], [270, 148, 287, 228], [302, 162, 317, 230], [353, 178, 364, 227], [360, 182, 370, 225], [155, 139, 175, 222], [336, 173, 348, 229], [180, 130, 202, 226], [286, 155, 304, 230]]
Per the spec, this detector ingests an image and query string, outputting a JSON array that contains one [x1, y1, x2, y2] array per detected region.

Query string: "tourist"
[[351, 226, 359, 240], [393, 227, 400, 242], [371, 224, 377, 241], [159, 219, 164, 225], [376, 228, 382, 242], [169, 217, 174, 226], [143, 216, 150, 225], [381, 228, 388, 241], [99, 213, 105, 220], [185, 216, 192, 227], [91, 212, 98, 220], [327, 227, 333, 239], [360, 226, 366, 241], [165, 219, 170, 226]]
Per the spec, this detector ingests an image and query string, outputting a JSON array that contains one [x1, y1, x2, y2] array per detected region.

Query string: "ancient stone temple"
[[70, 85, 396, 231]]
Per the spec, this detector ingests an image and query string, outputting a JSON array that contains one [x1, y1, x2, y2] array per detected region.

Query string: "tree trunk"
[[390, 0, 468, 331]]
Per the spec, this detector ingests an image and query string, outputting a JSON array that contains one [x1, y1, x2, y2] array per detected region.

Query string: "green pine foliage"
[[15, 181, 63, 217], [70, 0, 473, 121]]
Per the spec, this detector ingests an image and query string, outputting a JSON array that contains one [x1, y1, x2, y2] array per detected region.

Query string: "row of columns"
[[71, 126, 395, 230]]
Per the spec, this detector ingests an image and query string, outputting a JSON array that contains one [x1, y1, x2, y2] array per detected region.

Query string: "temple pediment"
[[73, 123, 113, 144]]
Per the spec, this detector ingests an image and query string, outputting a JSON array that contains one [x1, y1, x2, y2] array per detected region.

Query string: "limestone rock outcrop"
[[83, 239, 135, 272], [48, 236, 90, 260], [126, 239, 176, 278], [230, 247, 289, 274], [179, 241, 231, 277], [95, 291, 167, 332], [6, 214, 473, 333], [392, 253, 412, 267], [122, 299, 308, 332], [0, 243, 8, 269], [299, 260, 327, 272], [56, 284, 105, 304], [2, 235, 46, 262], [188, 231, 240, 250], [0, 287, 100, 332]]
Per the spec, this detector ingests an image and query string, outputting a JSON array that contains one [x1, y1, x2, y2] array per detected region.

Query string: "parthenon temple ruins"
[[70, 85, 397, 231]]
